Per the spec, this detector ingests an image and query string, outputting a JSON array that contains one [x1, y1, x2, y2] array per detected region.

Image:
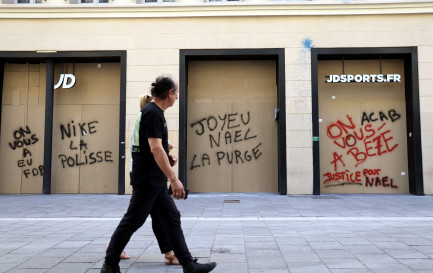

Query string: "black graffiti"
[[361, 110, 401, 126], [190, 153, 211, 170], [60, 120, 98, 140], [58, 151, 113, 168], [18, 158, 33, 167], [69, 140, 88, 150], [23, 165, 44, 178], [209, 128, 257, 148], [8, 126, 39, 150], [190, 142, 263, 169], [365, 176, 398, 188], [8, 126, 44, 179], [216, 143, 262, 166], [190, 112, 252, 136], [324, 182, 363, 188]]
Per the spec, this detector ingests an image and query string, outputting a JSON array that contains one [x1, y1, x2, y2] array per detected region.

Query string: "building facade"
[[0, 0, 432, 195]]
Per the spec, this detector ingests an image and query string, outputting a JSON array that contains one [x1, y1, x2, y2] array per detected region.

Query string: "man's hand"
[[170, 178, 185, 200], [168, 155, 177, 167]]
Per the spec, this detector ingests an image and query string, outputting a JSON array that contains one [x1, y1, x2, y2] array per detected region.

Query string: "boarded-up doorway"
[[0, 63, 46, 193], [0, 62, 120, 194], [187, 60, 278, 192], [318, 59, 409, 193], [51, 63, 120, 193]]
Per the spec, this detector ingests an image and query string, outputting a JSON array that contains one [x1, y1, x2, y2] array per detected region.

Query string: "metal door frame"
[[179, 48, 287, 194], [311, 47, 423, 195]]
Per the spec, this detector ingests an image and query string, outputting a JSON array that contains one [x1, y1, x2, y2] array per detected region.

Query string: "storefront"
[[0, 2, 432, 195], [311, 47, 423, 195], [0, 51, 127, 194]]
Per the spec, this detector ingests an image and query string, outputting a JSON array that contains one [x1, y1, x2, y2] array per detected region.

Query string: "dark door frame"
[[179, 48, 287, 195], [311, 47, 423, 195], [0, 51, 127, 194]]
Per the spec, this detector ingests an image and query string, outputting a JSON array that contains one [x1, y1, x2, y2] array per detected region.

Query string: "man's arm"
[[148, 137, 185, 199]]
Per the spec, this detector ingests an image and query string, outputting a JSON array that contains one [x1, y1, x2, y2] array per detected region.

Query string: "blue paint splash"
[[302, 38, 314, 51]]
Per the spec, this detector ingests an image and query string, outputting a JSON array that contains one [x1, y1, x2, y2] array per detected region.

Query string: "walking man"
[[101, 75, 217, 273]]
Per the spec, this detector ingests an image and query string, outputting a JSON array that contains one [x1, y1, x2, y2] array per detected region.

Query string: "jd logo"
[[54, 74, 76, 90]]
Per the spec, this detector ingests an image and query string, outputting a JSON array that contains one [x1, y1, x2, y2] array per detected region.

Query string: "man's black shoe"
[[100, 263, 121, 273], [183, 260, 217, 273]]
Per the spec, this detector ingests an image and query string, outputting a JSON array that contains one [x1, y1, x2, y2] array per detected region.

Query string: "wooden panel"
[[79, 105, 119, 193], [187, 102, 233, 192], [1, 63, 37, 193], [21, 105, 45, 193], [318, 59, 409, 193], [51, 105, 81, 193], [232, 102, 278, 192], [187, 60, 278, 192], [3, 63, 28, 87], [53, 63, 120, 105], [0, 106, 26, 193], [1, 62, 120, 194]]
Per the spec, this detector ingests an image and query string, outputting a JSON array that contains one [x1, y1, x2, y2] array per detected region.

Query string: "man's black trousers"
[[105, 186, 193, 267]]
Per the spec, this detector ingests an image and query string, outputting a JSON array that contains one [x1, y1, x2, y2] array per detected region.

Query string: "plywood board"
[[232, 102, 278, 192], [3, 63, 28, 87], [0, 106, 26, 193], [53, 63, 120, 105], [318, 59, 408, 193], [187, 60, 278, 192], [79, 104, 119, 193], [51, 105, 81, 193], [21, 105, 45, 193], [187, 102, 233, 192]]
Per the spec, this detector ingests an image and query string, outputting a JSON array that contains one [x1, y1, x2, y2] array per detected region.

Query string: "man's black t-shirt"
[[131, 102, 169, 188]]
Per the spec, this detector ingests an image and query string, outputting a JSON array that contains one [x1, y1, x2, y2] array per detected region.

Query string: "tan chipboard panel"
[[1, 63, 45, 193], [0, 106, 26, 193], [52, 105, 82, 193], [79, 105, 119, 193], [51, 62, 120, 193], [318, 59, 409, 193]]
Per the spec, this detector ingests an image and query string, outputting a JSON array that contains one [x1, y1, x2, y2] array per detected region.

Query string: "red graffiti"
[[323, 111, 401, 189], [330, 152, 345, 171], [323, 170, 362, 184], [326, 116, 399, 167]]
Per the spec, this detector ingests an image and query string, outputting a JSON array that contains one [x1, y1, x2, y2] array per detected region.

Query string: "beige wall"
[[0, 4, 432, 194]]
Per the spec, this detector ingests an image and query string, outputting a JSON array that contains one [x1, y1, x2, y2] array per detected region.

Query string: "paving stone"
[[0, 253, 35, 264], [286, 262, 331, 273], [397, 258, 433, 270], [210, 253, 246, 263], [16, 256, 65, 269], [282, 252, 322, 263], [354, 253, 399, 265], [322, 258, 366, 269], [0, 263, 19, 273], [315, 249, 355, 259], [331, 269, 372, 273], [249, 269, 290, 273], [309, 241, 345, 250], [6, 269, 47, 273], [198, 262, 247, 273], [385, 249, 429, 259], [47, 262, 93, 273], [368, 263, 415, 272]]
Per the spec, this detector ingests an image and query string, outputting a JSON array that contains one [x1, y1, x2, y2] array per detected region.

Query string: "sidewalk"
[[0, 193, 433, 273]]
